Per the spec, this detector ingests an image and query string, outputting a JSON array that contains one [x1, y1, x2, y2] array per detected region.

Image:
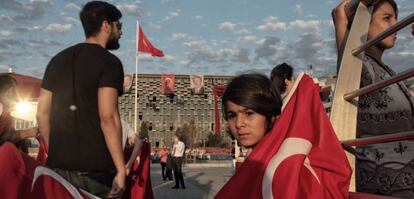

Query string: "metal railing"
[[352, 13, 414, 56], [344, 67, 414, 100], [341, 130, 414, 147]]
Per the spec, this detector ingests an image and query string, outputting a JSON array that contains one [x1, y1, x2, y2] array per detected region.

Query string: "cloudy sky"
[[0, 0, 413, 78]]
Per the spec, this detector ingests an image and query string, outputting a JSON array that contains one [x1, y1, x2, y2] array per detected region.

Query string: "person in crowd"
[[171, 135, 186, 189], [0, 74, 38, 146], [332, 0, 414, 196], [190, 75, 204, 95], [158, 148, 169, 181], [36, 1, 125, 198], [166, 149, 174, 181], [121, 119, 143, 176], [222, 73, 282, 148], [270, 63, 295, 101]]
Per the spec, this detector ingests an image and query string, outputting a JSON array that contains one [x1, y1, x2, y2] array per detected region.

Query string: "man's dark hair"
[[0, 74, 17, 95], [270, 63, 294, 94], [222, 73, 282, 132], [79, 1, 122, 38]]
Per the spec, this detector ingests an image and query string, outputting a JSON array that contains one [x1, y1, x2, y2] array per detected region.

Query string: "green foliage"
[[205, 133, 230, 148], [175, 119, 196, 149]]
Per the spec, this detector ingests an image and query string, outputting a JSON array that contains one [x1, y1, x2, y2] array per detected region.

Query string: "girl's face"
[[226, 101, 268, 148], [368, 2, 397, 50]]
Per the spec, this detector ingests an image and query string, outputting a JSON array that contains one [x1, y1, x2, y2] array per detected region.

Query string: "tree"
[[205, 133, 230, 148], [139, 121, 149, 139], [175, 119, 197, 149]]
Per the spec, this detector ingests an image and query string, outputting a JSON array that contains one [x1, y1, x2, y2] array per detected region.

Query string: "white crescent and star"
[[262, 137, 320, 199]]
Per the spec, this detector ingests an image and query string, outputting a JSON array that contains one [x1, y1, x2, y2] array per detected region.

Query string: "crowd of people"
[[0, 0, 413, 198]]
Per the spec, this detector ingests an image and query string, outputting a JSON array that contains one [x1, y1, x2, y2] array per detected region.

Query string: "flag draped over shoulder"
[[0, 142, 97, 199], [129, 141, 154, 199], [138, 26, 164, 57], [215, 73, 351, 199]]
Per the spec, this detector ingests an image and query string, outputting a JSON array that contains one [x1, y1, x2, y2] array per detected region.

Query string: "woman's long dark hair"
[[222, 73, 282, 132]]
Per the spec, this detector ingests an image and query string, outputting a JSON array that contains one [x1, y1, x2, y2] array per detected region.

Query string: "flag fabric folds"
[[129, 141, 154, 199], [0, 142, 96, 199], [213, 84, 225, 135], [215, 73, 351, 199], [138, 26, 164, 57]]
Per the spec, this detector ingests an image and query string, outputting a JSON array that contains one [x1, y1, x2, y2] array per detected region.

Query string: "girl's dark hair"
[[347, 0, 398, 29], [222, 73, 282, 132], [80, 1, 122, 38], [270, 63, 294, 94], [0, 74, 17, 95]]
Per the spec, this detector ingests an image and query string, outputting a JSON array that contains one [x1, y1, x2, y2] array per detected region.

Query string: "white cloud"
[[257, 16, 321, 32], [164, 11, 179, 21], [64, 2, 81, 11], [289, 20, 320, 31], [0, 30, 15, 37], [0, 15, 14, 24], [162, 55, 175, 62], [293, 4, 303, 15], [219, 21, 236, 31], [171, 33, 187, 41], [183, 40, 207, 48], [235, 28, 250, 35], [117, 3, 140, 16], [64, 17, 80, 25], [45, 23, 73, 33], [193, 15, 203, 20], [241, 35, 258, 44], [257, 16, 287, 31], [149, 22, 162, 30], [138, 54, 153, 61]]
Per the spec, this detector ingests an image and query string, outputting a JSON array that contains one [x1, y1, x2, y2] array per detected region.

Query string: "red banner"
[[213, 84, 225, 135], [161, 74, 175, 95]]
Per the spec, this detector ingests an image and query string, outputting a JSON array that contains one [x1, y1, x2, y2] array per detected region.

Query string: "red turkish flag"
[[36, 136, 48, 165], [0, 142, 97, 199], [215, 73, 351, 199], [138, 26, 164, 57], [129, 141, 154, 199]]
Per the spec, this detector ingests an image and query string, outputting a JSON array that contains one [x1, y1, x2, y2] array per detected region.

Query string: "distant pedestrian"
[[158, 148, 168, 181], [165, 153, 173, 181], [171, 135, 185, 189]]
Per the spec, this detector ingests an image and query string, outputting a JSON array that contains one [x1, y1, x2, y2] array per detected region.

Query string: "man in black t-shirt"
[[37, 1, 125, 198]]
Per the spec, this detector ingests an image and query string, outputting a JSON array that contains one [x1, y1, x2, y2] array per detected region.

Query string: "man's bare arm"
[[36, 88, 52, 147], [98, 87, 125, 195]]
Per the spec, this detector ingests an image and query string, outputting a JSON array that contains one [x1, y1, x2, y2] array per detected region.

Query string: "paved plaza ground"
[[150, 162, 234, 199]]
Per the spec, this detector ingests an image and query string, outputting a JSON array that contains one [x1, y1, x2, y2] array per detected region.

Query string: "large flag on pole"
[[137, 25, 164, 57], [215, 73, 351, 199]]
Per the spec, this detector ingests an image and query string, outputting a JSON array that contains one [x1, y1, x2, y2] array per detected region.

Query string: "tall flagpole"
[[134, 20, 139, 133]]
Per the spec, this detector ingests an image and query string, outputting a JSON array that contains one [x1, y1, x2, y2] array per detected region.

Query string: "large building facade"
[[119, 74, 233, 148]]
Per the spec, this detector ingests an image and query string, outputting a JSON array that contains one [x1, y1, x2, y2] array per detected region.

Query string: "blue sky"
[[0, 0, 413, 78]]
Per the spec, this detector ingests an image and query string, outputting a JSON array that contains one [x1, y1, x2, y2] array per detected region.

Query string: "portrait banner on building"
[[161, 74, 175, 95], [190, 75, 204, 95], [123, 74, 134, 93]]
